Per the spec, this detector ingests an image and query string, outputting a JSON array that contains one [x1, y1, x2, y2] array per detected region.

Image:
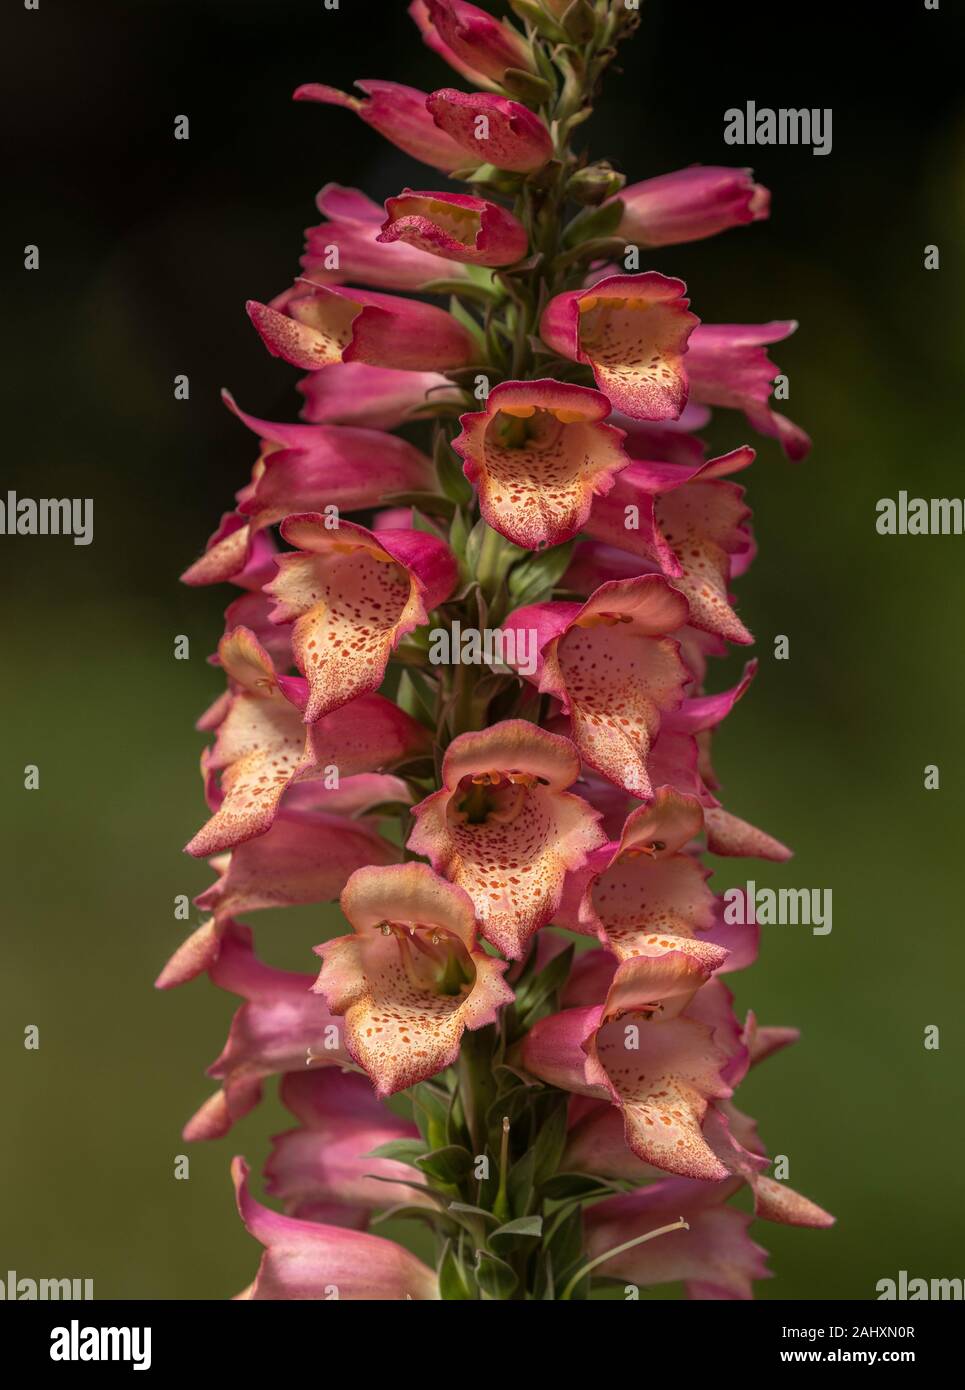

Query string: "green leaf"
[[435, 434, 474, 507], [395, 670, 435, 728], [438, 1239, 476, 1301], [449, 506, 470, 563], [415, 1144, 474, 1184], [448, 1201, 499, 1224], [513, 944, 575, 1031], [541, 1172, 617, 1201], [366, 1138, 427, 1167], [508, 539, 575, 607], [421, 278, 497, 304], [411, 1083, 450, 1151], [449, 295, 487, 354], [381, 490, 455, 521], [507, 1147, 537, 1218], [531, 1098, 569, 1187], [474, 1250, 519, 1300], [489, 1215, 544, 1253]]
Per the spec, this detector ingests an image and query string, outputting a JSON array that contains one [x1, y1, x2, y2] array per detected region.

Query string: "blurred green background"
[[1, 0, 963, 1300]]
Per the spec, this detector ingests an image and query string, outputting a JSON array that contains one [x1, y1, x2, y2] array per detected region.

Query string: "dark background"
[[2, 0, 963, 1299]]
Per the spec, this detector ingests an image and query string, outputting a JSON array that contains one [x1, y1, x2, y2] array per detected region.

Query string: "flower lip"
[[379, 188, 528, 268], [539, 273, 699, 422]]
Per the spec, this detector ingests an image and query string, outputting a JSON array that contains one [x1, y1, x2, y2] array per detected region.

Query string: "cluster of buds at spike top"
[[167, 0, 829, 1302]]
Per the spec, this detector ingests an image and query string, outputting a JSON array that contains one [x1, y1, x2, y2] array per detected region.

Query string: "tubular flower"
[[583, 1177, 770, 1300], [452, 380, 631, 548], [179, 922, 351, 1142], [503, 576, 691, 797], [408, 721, 606, 959], [412, 0, 537, 86], [613, 165, 771, 248], [293, 79, 466, 172], [169, 0, 831, 1303], [266, 514, 457, 724], [685, 321, 812, 460], [265, 1070, 433, 1224], [581, 448, 756, 644], [314, 862, 514, 1096], [539, 273, 699, 421], [247, 282, 477, 373], [521, 973, 740, 1180], [302, 184, 471, 291], [379, 189, 528, 268], [233, 1159, 439, 1300], [555, 787, 728, 974], [183, 627, 428, 858], [296, 361, 459, 431], [426, 88, 554, 173]]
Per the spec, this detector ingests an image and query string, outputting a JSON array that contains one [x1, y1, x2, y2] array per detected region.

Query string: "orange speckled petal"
[[267, 517, 423, 724], [453, 379, 631, 549], [591, 852, 725, 984], [408, 721, 605, 958], [592, 1012, 732, 1179], [654, 479, 752, 644], [542, 578, 690, 798], [314, 863, 513, 1094]]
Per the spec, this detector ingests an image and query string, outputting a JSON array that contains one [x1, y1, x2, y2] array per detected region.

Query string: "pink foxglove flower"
[[168, 1, 830, 1303], [452, 379, 630, 548], [613, 166, 771, 247], [296, 361, 460, 431], [302, 184, 472, 291], [247, 282, 477, 372], [540, 273, 698, 420], [314, 862, 514, 1095], [502, 575, 691, 796], [379, 189, 528, 268], [293, 79, 466, 172], [233, 1158, 439, 1300], [426, 88, 554, 172], [412, 0, 537, 86], [265, 514, 457, 723], [686, 321, 812, 460], [408, 721, 606, 959]]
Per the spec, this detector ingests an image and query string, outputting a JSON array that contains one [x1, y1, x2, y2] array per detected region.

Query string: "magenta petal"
[[232, 1157, 439, 1299]]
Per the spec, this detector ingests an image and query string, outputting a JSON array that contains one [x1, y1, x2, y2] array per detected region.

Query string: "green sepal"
[[560, 0, 596, 43], [508, 0, 567, 41], [561, 198, 624, 249], [501, 67, 553, 107]]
